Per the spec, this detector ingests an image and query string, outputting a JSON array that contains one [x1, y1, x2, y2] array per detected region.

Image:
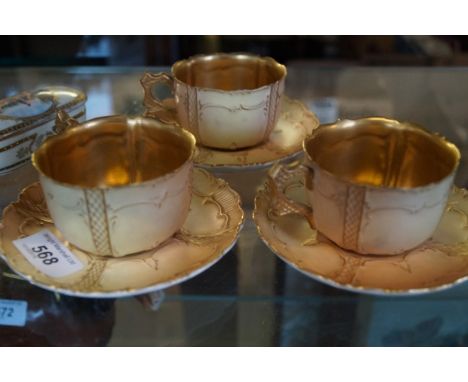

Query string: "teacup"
[[32, 111, 196, 257], [269, 117, 460, 255], [140, 53, 287, 150]]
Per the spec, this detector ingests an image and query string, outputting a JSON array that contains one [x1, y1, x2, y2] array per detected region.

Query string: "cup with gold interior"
[[268, 117, 460, 255], [140, 52, 287, 150], [31, 111, 196, 257]]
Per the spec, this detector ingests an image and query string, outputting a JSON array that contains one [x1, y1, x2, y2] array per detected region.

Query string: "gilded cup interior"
[[304, 118, 460, 189], [172, 53, 286, 91], [32, 116, 196, 188]]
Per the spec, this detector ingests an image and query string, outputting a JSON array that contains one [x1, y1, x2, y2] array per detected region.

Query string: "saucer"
[[253, 164, 468, 296], [194, 96, 319, 171], [0, 168, 244, 298]]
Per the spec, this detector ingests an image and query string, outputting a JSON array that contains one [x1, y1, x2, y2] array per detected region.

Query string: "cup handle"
[[267, 161, 315, 228], [140, 72, 178, 125], [54, 110, 80, 134]]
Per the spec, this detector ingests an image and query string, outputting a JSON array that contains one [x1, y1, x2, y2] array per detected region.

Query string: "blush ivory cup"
[[269, 117, 461, 255], [31, 111, 196, 258], [140, 53, 287, 150]]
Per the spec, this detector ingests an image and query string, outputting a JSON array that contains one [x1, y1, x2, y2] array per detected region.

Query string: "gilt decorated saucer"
[[253, 164, 468, 296], [194, 96, 319, 171], [0, 168, 244, 298]]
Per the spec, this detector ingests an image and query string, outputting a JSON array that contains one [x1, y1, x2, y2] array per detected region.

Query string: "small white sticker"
[[13, 229, 84, 278], [0, 299, 27, 327]]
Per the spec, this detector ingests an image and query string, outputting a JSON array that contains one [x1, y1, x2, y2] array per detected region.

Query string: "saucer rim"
[[0, 168, 245, 298], [0, 232, 241, 299], [252, 179, 468, 296]]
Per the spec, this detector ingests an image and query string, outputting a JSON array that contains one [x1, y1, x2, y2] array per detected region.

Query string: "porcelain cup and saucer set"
[[1, 53, 467, 297], [140, 53, 319, 169], [254, 117, 468, 295], [140, 53, 320, 205]]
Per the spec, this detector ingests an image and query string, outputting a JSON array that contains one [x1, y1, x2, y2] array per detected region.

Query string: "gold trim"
[[72, 109, 85, 120], [195, 96, 320, 169], [303, 117, 461, 192], [171, 52, 287, 93], [31, 115, 197, 190], [253, 167, 468, 296], [0, 109, 85, 143], [0, 134, 36, 173], [192, 87, 199, 137], [0, 158, 30, 174], [0, 94, 55, 122], [0, 134, 35, 153], [0, 110, 86, 174], [140, 72, 178, 125], [0, 87, 86, 137], [342, 186, 366, 251], [84, 189, 114, 256], [0, 168, 245, 297], [263, 78, 282, 142]]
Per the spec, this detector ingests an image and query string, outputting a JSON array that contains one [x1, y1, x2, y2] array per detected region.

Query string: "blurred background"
[[2, 35, 468, 67]]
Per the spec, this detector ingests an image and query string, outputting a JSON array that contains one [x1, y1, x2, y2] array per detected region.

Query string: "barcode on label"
[[13, 229, 84, 278]]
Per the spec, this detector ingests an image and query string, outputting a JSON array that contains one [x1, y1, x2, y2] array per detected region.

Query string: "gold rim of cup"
[[303, 117, 461, 191], [171, 52, 287, 92], [32, 115, 197, 190]]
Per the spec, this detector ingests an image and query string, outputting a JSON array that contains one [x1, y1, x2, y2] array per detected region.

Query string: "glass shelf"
[[1, 65, 468, 346]]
